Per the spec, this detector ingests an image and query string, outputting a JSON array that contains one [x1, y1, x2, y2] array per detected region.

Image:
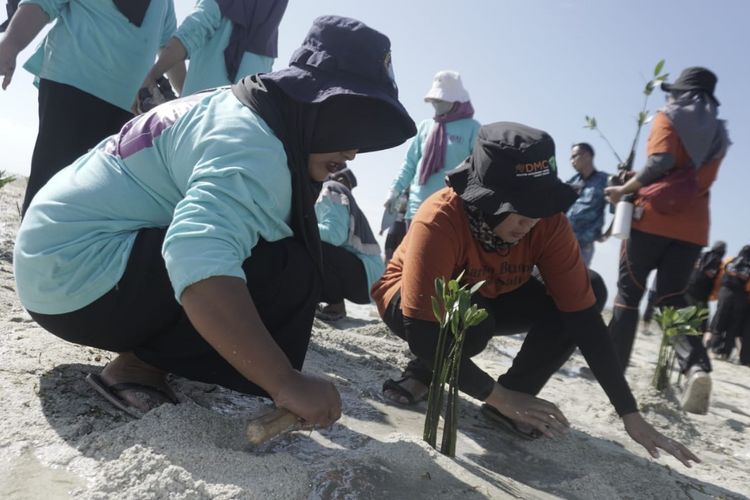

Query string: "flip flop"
[[85, 373, 178, 418], [382, 377, 428, 406], [480, 404, 542, 440], [315, 307, 346, 322]]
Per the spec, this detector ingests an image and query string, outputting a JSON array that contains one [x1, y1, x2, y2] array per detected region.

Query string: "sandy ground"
[[0, 178, 748, 499]]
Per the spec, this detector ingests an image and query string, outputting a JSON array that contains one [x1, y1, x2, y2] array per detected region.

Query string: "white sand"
[[1, 178, 748, 499]]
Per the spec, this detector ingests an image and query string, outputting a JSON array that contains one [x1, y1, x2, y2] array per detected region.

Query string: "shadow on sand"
[[37, 363, 489, 499]]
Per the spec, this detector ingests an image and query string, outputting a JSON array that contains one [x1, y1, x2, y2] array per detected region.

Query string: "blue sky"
[[1, 0, 748, 303]]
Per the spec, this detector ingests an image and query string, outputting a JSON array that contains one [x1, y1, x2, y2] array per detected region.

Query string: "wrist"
[[269, 368, 301, 400], [0, 37, 22, 56], [483, 382, 506, 407], [621, 411, 641, 423]]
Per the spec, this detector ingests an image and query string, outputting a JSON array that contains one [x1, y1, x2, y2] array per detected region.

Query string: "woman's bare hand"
[[622, 412, 700, 467], [485, 382, 570, 438]]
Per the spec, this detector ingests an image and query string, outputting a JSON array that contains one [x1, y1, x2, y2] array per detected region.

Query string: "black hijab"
[[113, 0, 151, 27], [2, 1, 149, 30], [216, 0, 288, 82], [232, 76, 323, 275], [232, 75, 408, 276], [0, 0, 19, 32]]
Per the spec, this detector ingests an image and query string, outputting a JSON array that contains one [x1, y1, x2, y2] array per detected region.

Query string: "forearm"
[[145, 37, 188, 84], [180, 275, 296, 398], [562, 307, 638, 415], [165, 61, 186, 95], [0, 4, 50, 53], [635, 153, 676, 185]]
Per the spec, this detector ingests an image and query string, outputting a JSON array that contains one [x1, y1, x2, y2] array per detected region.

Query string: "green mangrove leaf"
[[654, 59, 665, 77]]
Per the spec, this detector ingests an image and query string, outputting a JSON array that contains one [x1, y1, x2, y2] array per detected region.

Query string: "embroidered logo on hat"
[[514, 156, 557, 178]]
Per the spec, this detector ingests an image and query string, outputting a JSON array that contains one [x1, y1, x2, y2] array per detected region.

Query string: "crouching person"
[[315, 168, 384, 322], [372, 122, 699, 466], [13, 16, 416, 426]]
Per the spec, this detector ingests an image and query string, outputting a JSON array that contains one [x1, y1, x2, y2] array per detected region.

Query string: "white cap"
[[424, 70, 470, 103]]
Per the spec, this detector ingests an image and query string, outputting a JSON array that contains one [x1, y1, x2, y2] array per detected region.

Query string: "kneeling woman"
[[372, 122, 699, 466], [315, 168, 384, 322], [14, 16, 416, 428]]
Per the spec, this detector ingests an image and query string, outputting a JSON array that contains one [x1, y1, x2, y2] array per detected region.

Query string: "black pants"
[[320, 242, 371, 304], [22, 79, 133, 215], [383, 272, 608, 397], [384, 219, 407, 262], [642, 286, 657, 323], [608, 229, 709, 373], [709, 287, 748, 356], [29, 229, 320, 397], [739, 311, 750, 366]]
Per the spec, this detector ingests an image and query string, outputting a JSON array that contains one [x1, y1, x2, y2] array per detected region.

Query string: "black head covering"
[[447, 122, 577, 219], [112, 0, 151, 27], [216, 0, 289, 82], [661, 67, 720, 106], [230, 16, 415, 276], [0, 0, 19, 32]]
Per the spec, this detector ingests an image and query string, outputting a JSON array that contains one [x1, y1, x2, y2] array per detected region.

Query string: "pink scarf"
[[418, 101, 475, 185]]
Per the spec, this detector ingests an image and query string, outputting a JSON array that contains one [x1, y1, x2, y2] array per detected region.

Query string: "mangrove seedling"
[[652, 305, 708, 391], [423, 272, 488, 457]]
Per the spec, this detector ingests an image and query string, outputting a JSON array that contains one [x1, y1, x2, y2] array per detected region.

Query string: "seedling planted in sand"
[[652, 305, 708, 391], [423, 273, 487, 457]]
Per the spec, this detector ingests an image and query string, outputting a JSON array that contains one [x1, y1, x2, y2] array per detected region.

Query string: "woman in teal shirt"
[[0, 0, 177, 214], [386, 70, 481, 222], [137, 0, 288, 101], [315, 168, 384, 322], [14, 16, 415, 427]]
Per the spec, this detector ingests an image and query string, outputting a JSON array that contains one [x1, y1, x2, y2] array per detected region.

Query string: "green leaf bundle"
[[652, 305, 708, 391], [423, 273, 488, 457]]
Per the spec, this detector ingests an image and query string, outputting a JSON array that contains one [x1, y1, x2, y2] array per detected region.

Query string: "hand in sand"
[[273, 372, 342, 428], [622, 412, 701, 467], [485, 382, 570, 439]]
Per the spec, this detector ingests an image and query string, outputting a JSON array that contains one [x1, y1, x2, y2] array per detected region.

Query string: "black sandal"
[[382, 376, 429, 406]]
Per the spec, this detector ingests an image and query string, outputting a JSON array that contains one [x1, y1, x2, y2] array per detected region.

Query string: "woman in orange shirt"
[[605, 67, 730, 414], [373, 122, 699, 467]]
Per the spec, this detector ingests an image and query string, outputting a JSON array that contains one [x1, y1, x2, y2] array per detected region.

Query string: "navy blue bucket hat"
[[447, 122, 578, 219], [262, 16, 416, 150]]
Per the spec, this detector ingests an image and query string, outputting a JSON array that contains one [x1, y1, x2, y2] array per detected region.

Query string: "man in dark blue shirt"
[[566, 143, 610, 266]]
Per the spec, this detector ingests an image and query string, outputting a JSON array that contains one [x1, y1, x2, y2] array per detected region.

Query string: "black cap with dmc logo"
[[447, 122, 578, 219]]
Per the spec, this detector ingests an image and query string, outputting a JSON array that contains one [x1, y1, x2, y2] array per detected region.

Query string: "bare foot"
[[100, 353, 176, 412]]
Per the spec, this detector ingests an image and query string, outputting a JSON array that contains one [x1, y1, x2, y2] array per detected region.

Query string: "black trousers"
[[22, 79, 133, 215], [709, 286, 748, 356], [739, 312, 750, 366], [608, 229, 709, 373], [320, 242, 371, 305], [383, 272, 608, 397], [29, 229, 320, 397], [384, 219, 407, 262]]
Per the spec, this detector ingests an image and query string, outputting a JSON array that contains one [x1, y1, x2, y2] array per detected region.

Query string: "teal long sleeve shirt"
[[390, 117, 480, 219], [315, 196, 384, 295], [175, 0, 274, 96], [14, 89, 294, 314], [21, 0, 176, 111]]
